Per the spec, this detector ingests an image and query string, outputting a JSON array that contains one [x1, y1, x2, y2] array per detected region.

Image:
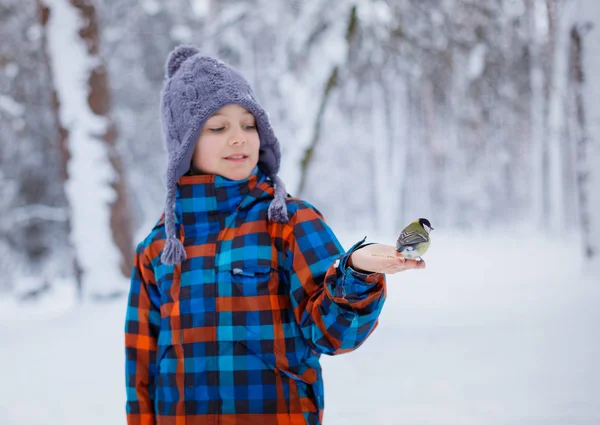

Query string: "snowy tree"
[[0, 0, 75, 299], [98, 0, 200, 238], [44, 0, 133, 299], [1, 0, 597, 304], [572, 0, 600, 265]]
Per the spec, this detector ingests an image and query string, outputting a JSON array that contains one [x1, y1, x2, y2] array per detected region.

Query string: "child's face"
[[191, 104, 260, 180]]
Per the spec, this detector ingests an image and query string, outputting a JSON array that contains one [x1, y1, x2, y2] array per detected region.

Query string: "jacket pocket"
[[230, 265, 273, 278], [227, 265, 276, 297]]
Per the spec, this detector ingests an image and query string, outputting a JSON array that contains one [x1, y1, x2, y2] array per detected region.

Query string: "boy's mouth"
[[224, 154, 248, 162]]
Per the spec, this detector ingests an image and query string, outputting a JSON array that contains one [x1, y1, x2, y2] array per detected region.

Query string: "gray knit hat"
[[159, 45, 288, 265]]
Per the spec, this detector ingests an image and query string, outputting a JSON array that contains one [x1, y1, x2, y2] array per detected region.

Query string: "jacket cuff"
[[331, 237, 384, 300]]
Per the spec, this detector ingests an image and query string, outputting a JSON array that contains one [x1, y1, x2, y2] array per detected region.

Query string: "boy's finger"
[[406, 260, 426, 270], [404, 259, 420, 268]]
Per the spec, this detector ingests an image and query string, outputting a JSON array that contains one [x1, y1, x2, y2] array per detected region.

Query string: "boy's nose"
[[229, 131, 246, 145], [230, 138, 245, 145]]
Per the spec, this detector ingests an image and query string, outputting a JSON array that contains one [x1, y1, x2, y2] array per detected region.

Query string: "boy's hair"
[[159, 45, 289, 265]]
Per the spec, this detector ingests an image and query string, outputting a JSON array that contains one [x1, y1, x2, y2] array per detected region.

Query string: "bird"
[[396, 218, 434, 262]]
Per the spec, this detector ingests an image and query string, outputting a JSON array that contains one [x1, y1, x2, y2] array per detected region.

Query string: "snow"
[[505, 0, 526, 18], [3, 62, 19, 79], [0, 94, 25, 117], [5, 204, 68, 227], [191, 0, 211, 19], [26, 25, 42, 42], [0, 276, 79, 321], [170, 24, 193, 42], [467, 43, 486, 80], [45, 0, 127, 298], [1, 231, 599, 425], [141, 0, 162, 16], [356, 1, 393, 27]]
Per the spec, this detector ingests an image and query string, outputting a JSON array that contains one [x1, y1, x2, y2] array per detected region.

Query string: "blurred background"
[[1, 0, 599, 424]]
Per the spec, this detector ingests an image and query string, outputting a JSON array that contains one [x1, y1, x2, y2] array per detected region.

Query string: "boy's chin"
[[220, 166, 255, 181]]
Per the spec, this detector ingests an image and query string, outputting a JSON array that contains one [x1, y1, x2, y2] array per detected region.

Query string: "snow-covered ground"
[[1, 230, 599, 425]]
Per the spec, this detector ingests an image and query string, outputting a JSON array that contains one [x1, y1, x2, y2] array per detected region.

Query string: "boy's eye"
[[209, 127, 225, 132], [244, 124, 256, 130]]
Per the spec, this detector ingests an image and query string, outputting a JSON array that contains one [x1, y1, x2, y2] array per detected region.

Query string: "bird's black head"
[[418, 218, 433, 232]]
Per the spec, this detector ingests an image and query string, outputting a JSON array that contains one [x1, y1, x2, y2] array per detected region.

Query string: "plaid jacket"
[[125, 167, 386, 425]]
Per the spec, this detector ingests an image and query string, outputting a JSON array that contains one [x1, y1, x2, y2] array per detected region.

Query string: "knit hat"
[[159, 45, 289, 265]]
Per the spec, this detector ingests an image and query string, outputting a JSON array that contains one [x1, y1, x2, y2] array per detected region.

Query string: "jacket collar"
[[155, 166, 275, 228]]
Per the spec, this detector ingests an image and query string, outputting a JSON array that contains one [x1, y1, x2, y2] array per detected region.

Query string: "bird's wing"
[[396, 230, 428, 248]]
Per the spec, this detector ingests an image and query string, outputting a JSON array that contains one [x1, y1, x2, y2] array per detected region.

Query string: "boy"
[[125, 45, 424, 425]]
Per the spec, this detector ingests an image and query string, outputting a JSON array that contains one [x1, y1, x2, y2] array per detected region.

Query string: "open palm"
[[350, 243, 426, 274]]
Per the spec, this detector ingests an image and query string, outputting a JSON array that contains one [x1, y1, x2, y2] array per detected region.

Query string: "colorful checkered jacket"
[[125, 167, 387, 425]]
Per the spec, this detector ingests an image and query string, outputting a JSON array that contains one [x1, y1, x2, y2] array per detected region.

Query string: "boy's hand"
[[349, 243, 426, 274]]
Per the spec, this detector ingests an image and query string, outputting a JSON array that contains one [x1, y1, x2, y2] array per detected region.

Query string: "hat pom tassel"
[[268, 175, 289, 224], [268, 199, 288, 223], [161, 235, 187, 265]]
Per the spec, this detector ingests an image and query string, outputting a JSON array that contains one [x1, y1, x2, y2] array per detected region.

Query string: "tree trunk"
[[70, 0, 133, 278], [525, 0, 546, 228], [574, 0, 600, 264], [37, 0, 83, 297], [545, 0, 566, 232], [297, 5, 357, 197], [44, 0, 133, 299]]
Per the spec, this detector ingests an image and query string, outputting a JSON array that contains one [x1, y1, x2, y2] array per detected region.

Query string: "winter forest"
[[1, 0, 600, 424], [0, 0, 599, 300], [1, 0, 599, 302]]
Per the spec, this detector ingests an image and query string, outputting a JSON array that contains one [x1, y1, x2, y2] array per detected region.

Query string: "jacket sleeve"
[[125, 242, 161, 425], [285, 201, 386, 355]]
